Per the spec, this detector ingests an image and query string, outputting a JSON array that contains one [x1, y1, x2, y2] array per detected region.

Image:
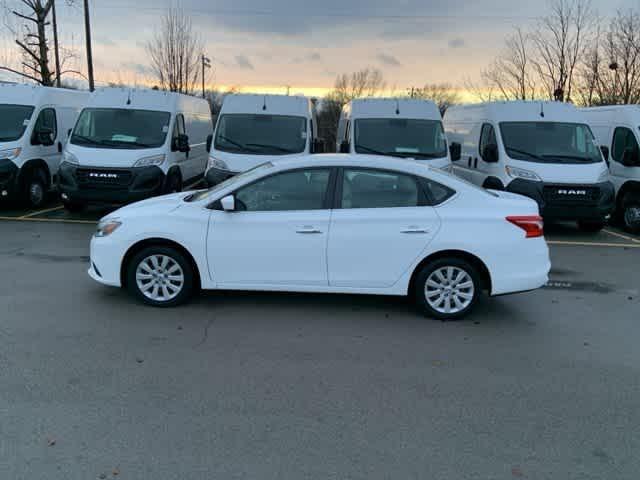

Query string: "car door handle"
[[296, 226, 323, 234], [401, 227, 430, 234]]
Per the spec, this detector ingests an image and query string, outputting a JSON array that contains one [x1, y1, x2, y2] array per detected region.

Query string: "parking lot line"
[[547, 239, 640, 248], [18, 205, 64, 219], [603, 228, 640, 244], [0, 216, 95, 225]]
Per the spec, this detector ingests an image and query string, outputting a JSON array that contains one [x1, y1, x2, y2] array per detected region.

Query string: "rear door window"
[[340, 168, 423, 209]]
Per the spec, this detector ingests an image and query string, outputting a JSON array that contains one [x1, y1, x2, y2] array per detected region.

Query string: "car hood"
[[106, 192, 188, 219], [508, 158, 608, 183], [67, 143, 167, 168]]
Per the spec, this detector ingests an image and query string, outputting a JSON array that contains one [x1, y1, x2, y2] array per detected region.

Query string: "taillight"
[[506, 215, 544, 238]]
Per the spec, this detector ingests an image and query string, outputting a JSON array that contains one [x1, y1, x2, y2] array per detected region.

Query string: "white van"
[[205, 94, 323, 185], [58, 88, 212, 210], [444, 101, 614, 231], [0, 84, 88, 207], [337, 98, 450, 169], [580, 106, 640, 233]]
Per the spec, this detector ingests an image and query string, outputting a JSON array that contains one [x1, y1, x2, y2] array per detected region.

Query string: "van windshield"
[[71, 108, 171, 149], [214, 114, 307, 155], [499, 122, 602, 164], [0, 104, 34, 142], [354, 118, 448, 159]]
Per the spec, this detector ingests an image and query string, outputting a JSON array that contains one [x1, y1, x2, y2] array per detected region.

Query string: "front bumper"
[[506, 179, 615, 221], [205, 167, 236, 186], [89, 234, 123, 287], [58, 162, 166, 204], [0, 158, 20, 200]]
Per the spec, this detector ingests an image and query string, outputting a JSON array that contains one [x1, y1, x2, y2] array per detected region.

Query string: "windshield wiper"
[[506, 147, 545, 162], [245, 143, 297, 154], [541, 154, 594, 163], [102, 139, 153, 148], [72, 134, 108, 146], [355, 144, 401, 157], [217, 135, 247, 150]]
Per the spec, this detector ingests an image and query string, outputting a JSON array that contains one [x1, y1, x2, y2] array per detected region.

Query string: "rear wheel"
[[414, 257, 481, 320], [621, 194, 640, 234], [126, 246, 195, 307], [23, 168, 47, 208], [577, 220, 605, 233]]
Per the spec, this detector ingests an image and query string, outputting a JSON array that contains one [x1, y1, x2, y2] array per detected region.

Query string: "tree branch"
[[0, 65, 42, 83]]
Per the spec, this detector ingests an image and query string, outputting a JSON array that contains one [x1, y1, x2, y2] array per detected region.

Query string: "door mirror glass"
[[339, 140, 350, 153], [206, 134, 213, 153], [174, 133, 190, 153], [482, 144, 499, 163], [220, 194, 235, 211], [449, 141, 461, 161], [35, 127, 55, 146]]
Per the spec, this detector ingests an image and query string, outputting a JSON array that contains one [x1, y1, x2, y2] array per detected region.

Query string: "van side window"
[[344, 120, 351, 142], [173, 114, 186, 138], [612, 127, 639, 163], [32, 108, 57, 142], [479, 123, 496, 160]]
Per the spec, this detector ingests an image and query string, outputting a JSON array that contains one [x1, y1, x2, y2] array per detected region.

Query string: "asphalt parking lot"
[[1, 205, 639, 479]]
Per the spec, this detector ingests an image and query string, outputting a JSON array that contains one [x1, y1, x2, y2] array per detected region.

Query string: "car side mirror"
[[174, 133, 190, 153], [622, 147, 639, 167], [220, 194, 235, 212], [449, 142, 461, 161], [339, 140, 350, 153], [482, 144, 499, 163], [312, 138, 325, 154], [206, 134, 213, 153], [34, 127, 55, 146]]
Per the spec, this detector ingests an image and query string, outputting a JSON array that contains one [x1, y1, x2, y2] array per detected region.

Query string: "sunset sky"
[[1, 0, 637, 97]]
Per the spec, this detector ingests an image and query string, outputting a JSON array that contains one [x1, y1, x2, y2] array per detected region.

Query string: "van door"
[[183, 112, 209, 183], [611, 126, 640, 192], [476, 123, 500, 187], [170, 114, 190, 180], [30, 106, 59, 186]]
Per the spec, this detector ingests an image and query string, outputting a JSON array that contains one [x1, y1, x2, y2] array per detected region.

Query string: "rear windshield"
[[0, 104, 34, 142]]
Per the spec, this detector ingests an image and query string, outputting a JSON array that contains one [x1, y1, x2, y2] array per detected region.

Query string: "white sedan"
[[89, 154, 550, 320]]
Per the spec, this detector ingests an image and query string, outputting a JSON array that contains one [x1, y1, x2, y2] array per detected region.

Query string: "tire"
[[577, 220, 605, 233], [62, 199, 85, 213], [414, 257, 481, 320], [23, 169, 47, 208], [126, 246, 195, 307], [621, 194, 640, 234], [164, 170, 182, 194]]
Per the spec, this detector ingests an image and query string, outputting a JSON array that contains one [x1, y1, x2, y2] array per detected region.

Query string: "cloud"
[[235, 55, 254, 69], [448, 37, 465, 48], [291, 52, 323, 64], [376, 53, 401, 67], [95, 36, 117, 47], [121, 62, 153, 76]]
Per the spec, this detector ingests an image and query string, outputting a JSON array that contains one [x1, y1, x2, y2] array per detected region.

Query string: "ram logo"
[[89, 172, 118, 179], [557, 189, 587, 195]]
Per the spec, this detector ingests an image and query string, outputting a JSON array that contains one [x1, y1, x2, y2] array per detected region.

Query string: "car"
[[88, 154, 551, 320]]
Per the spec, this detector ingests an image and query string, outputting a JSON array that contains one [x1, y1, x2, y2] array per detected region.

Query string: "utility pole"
[[201, 54, 211, 98], [285, 85, 290, 96], [83, 0, 94, 91], [51, 0, 61, 87]]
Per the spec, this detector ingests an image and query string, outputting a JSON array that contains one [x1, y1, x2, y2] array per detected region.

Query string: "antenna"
[[262, 95, 267, 111], [395, 99, 400, 115], [126, 89, 132, 105], [539, 102, 545, 118]]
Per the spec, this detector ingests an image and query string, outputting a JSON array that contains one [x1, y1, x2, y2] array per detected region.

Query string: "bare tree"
[[530, 0, 594, 102], [414, 83, 461, 114], [146, 6, 204, 94]]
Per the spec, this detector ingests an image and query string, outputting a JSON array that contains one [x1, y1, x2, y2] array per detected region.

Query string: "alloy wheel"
[[135, 254, 185, 302], [424, 266, 475, 315]]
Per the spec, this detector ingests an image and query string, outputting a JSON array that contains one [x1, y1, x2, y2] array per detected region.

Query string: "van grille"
[[542, 185, 599, 205], [76, 168, 132, 187]]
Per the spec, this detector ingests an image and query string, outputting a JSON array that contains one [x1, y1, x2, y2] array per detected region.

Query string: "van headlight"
[[134, 154, 165, 167], [61, 151, 79, 165], [207, 156, 229, 171], [506, 165, 542, 182], [95, 219, 122, 237], [0, 147, 22, 161]]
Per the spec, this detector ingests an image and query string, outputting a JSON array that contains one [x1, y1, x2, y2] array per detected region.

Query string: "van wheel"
[[126, 246, 194, 307], [414, 257, 481, 320], [577, 220, 605, 233], [164, 171, 182, 194], [621, 195, 640, 234], [23, 169, 47, 208]]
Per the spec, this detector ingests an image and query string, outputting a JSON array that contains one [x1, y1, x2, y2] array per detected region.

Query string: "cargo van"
[[0, 84, 88, 207], [444, 101, 614, 231], [580, 106, 640, 233], [206, 94, 323, 185], [58, 88, 212, 210], [337, 98, 451, 169]]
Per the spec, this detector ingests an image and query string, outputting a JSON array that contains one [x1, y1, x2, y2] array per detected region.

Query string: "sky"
[[1, 0, 638, 97]]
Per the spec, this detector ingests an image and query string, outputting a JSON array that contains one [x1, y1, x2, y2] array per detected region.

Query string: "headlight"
[[597, 167, 610, 183], [506, 165, 542, 182], [207, 156, 229, 171], [134, 154, 165, 167], [95, 219, 122, 237], [0, 147, 22, 161], [61, 151, 79, 165]]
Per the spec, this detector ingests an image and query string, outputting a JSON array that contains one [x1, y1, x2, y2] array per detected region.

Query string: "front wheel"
[[23, 169, 47, 208], [126, 246, 195, 307], [621, 196, 640, 234], [577, 220, 605, 233], [164, 171, 182, 194], [414, 258, 481, 320]]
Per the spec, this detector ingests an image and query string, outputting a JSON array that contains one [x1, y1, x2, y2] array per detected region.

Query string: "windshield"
[[185, 162, 275, 202], [214, 114, 307, 155], [354, 118, 448, 159], [0, 104, 34, 142], [499, 122, 602, 164], [71, 108, 171, 149]]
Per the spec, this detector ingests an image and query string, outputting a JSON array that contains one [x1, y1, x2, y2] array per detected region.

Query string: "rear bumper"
[[489, 238, 551, 296], [58, 162, 166, 204], [0, 159, 20, 200], [205, 167, 236, 186], [506, 179, 615, 221]]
